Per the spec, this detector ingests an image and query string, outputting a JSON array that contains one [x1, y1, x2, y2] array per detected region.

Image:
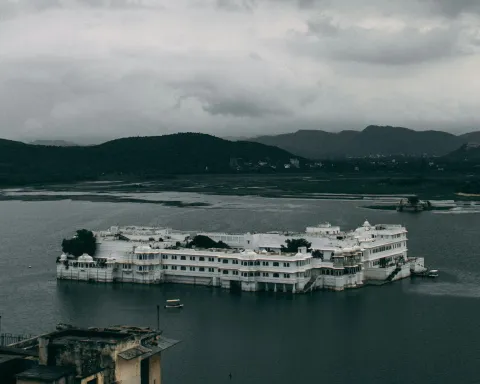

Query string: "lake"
[[0, 193, 479, 384]]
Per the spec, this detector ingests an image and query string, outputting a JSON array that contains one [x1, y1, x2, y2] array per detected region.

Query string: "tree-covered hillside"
[[0, 133, 304, 185]]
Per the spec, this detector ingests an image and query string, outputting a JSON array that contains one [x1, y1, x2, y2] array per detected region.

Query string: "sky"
[[0, 0, 479, 143]]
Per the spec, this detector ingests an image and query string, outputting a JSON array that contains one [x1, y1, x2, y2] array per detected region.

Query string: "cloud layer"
[[0, 0, 479, 142]]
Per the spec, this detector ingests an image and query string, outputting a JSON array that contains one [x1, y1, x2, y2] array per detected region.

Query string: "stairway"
[[302, 276, 317, 293], [386, 265, 402, 282]]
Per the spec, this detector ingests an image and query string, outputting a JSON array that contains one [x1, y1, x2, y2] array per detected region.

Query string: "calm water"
[[0, 195, 479, 384]]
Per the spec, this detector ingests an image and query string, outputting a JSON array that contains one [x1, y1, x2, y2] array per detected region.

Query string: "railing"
[[302, 276, 317, 293], [0, 333, 33, 346], [386, 265, 403, 282]]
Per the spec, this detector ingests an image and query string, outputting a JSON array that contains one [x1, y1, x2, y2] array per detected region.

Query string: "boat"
[[412, 269, 439, 278], [426, 269, 439, 278], [164, 299, 183, 309]]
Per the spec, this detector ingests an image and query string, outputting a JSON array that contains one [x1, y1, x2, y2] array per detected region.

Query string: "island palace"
[[56, 221, 427, 293]]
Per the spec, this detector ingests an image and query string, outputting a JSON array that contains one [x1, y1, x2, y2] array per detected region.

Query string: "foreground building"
[[57, 221, 427, 292], [6, 325, 179, 384]]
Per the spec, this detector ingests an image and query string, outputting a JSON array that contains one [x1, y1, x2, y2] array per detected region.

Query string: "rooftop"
[[47, 328, 133, 346], [0, 353, 20, 365], [16, 366, 75, 382], [0, 346, 38, 360], [41, 325, 180, 358], [118, 336, 180, 361]]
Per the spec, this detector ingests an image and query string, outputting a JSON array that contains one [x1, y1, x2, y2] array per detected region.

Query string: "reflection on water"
[[0, 196, 479, 384]]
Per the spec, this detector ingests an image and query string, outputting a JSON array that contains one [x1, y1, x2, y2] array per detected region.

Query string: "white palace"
[[56, 221, 426, 293]]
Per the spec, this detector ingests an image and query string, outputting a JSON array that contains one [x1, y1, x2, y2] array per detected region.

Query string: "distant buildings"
[[228, 157, 302, 171], [1, 324, 179, 384], [289, 158, 300, 168]]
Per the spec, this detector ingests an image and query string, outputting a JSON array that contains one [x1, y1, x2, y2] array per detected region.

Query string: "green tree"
[[62, 229, 97, 257], [281, 238, 312, 253], [187, 235, 230, 249]]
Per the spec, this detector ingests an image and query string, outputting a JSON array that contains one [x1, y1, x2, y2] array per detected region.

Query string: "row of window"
[[123, 264, 157, 271], [164, 265, 216, 272], [160, 255, 308, 267], [240, 272, 291, 278], [161, 265, 292, 278], [122, 264, 353, 277], [136, 254, 156, 260], [222, 259, 239, 264], [137, 265, 155, 271], [322, 269, 348, 276], [69, 263, 98, 268], [372, 243, 404, 254], [162, 255, 216, 262]]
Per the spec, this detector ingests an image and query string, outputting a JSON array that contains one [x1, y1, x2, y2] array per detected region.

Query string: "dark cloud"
[[202, 98, 289, 117], [292, 17, 461, 65], [0, 0, 479, 141], [424, 0, 480, 17], [169, 78, 290, 118]]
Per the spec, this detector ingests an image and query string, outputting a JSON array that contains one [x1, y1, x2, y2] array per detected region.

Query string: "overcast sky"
[[1, 0, 479, 142]]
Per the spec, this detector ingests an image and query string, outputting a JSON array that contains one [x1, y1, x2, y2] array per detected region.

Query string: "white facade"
[[56, 221, 426, 293]]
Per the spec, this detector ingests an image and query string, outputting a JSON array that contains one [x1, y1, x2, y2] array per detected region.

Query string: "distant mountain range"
[[250, 125, 480, 159], [29, 140, 78, 147], [0, 133, 304, 185]]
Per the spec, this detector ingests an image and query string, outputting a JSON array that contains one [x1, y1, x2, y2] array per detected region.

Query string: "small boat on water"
[[412, 269, 439, 278], [164, 299, 184, 309], [426, 269, 439, 278]]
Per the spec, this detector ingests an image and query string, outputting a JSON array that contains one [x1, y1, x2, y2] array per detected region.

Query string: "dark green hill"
[[0, 133, 304, 185], [442, 143, 480, 162]]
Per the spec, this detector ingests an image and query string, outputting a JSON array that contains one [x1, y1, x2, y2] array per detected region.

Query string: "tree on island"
[[281, 238, 312, 253], [62, 229, 97, 257], [187, 235, 230, 249]]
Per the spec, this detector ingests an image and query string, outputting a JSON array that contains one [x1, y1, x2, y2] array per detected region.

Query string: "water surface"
[[0, 195, 478, 384]]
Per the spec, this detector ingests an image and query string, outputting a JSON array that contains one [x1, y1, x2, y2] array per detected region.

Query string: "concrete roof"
[[0, 354, 20, 365], [118, 336, 180, 361], [0, 346, 38, 358], [16, 366, 75, 382]]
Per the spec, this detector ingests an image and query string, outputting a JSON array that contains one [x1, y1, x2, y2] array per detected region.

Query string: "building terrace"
[[7, 324, 179, 384]]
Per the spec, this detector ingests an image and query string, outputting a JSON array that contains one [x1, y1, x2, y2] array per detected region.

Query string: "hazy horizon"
[[6, 123, 478, 146], [1, 0, 479, 143]]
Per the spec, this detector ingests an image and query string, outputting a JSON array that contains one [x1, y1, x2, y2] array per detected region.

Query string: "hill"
[[0, 133, 304, 185], [460, 131, 480, 143], [442, 143, 480, 162], [250, 125, 478, 159]]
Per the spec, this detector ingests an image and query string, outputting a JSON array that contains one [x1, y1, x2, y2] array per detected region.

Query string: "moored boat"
[[426, 269, 439, 278], [412, 269, 439, 278], [165, 299, 183, 309]]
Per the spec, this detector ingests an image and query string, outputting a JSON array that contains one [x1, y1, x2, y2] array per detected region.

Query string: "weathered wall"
[[149, 354, 162, 384], [80, 372, 105, 384], [47, 343, 115, 378], [115, 357, 141, 384], [38, 335, 137, 383]]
